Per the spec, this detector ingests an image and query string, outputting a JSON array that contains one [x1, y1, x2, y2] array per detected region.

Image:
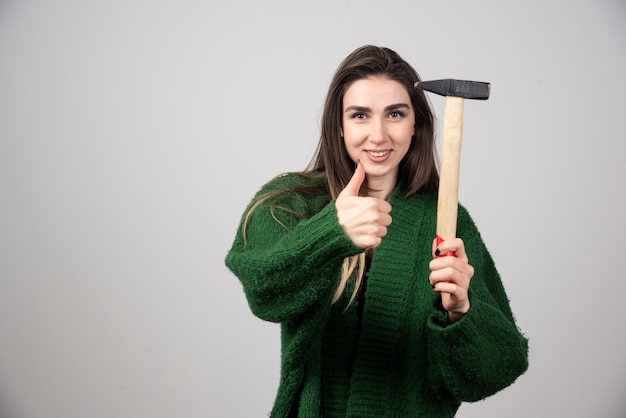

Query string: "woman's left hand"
[[429, 237, 474, 323]]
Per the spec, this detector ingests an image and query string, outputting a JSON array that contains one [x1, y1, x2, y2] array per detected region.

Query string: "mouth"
[[366, 150, 390, 157]]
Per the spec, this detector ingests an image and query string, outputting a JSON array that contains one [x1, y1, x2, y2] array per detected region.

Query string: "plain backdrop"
[[1, 0, 625, 417]]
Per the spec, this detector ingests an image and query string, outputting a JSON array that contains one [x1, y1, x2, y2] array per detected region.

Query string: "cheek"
[[343, 136, 359, 154], [391, 125, 415, 143], [342, 126, 366, 145], [393, 127, 415, 158], [342, 135, 363, 160], [342, 121, 363, 137]]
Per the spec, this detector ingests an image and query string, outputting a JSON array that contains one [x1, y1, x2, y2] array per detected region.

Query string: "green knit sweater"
[[225, 173, 528, 417]]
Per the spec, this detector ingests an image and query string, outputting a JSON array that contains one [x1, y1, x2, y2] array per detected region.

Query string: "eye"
[[389, 111, 405, 118], [350, 112, 367, 120]]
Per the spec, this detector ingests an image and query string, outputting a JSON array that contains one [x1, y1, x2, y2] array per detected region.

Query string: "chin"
[[364, 166, 397, 179]]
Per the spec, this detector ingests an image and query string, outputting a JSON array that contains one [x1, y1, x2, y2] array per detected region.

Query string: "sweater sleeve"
[[426, 206, 529, 402], [224, 178, 362, 323]]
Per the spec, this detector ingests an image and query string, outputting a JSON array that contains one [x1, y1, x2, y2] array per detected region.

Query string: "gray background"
[[1, 0, 625, 417]]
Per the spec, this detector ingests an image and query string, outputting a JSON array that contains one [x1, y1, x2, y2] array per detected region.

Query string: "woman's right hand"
[[335, 162, 392, 249]]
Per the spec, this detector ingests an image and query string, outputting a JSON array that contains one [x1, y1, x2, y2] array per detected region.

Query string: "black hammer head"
[[415, 79, 490, 100]]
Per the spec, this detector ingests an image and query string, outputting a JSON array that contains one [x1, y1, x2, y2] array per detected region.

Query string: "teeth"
[[369, 151, 388, 157]]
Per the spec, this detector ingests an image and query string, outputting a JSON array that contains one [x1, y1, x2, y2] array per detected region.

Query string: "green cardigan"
[[225, 173, 528, 417]]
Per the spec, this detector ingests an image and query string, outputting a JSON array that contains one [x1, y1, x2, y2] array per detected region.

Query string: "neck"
[[366, 174, 397, 200]]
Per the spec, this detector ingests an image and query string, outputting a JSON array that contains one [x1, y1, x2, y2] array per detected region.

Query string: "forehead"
[[343, 76, 411, 108]]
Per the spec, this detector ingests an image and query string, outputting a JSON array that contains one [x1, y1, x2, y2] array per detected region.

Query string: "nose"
[[369, 118, 386, 144]]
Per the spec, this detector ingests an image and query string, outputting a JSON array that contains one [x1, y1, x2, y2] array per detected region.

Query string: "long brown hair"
[[310, 45, 438, 305], [308, 44, 438, 198], [244, 45, 439, 305]]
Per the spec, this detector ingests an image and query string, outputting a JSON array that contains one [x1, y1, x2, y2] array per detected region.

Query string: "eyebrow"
[[344, 103, 411, 113]]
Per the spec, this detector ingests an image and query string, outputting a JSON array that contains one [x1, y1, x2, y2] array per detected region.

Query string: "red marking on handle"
[[435, 235, 456, 258]]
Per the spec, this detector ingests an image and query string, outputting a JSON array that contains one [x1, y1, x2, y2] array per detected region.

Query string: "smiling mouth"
[[367, 150, 390, 157]]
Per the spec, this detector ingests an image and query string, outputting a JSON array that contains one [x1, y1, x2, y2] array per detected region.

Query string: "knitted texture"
[[225, 173, 528, 417]]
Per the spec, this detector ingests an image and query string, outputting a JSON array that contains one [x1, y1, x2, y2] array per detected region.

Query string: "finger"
[[338, 160, 365, 198], [370, 236, 383, 248], [431, 280, 460, 294], [376, 199, 392, 214], [449, 238, 469, 262], [430, 271, 469, 297], [431, 281, 470, 309], [429, 255, 474, 279], [433, 236, 455, 258], [429, 265, 460, 284], [378, 212, 392, 227], [434, 237, 468, 262], [356, 232, 382, 249]]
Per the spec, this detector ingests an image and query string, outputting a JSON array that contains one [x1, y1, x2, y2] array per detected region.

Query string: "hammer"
[[415, 79, 490, 253]]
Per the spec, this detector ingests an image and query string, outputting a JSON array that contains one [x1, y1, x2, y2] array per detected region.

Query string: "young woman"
[[225, 45, 528, 417]]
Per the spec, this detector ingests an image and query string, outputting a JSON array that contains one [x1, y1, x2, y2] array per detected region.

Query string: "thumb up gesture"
[[336, 162, 392, 249]]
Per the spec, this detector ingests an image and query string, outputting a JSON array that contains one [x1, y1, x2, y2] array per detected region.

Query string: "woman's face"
[[342, 76, 415, 189]]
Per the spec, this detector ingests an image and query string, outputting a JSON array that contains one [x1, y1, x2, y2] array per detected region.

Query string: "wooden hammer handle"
[[436, 96, 464, 241]]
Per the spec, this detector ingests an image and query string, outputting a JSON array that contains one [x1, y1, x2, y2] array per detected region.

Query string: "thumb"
[[338, 160, 365, 198]]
